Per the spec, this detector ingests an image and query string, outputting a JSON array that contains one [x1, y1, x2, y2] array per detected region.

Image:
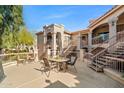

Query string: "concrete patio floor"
[[0, 59, 124, 88]]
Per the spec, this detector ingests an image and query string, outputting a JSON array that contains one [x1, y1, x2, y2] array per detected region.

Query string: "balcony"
[[92, 33, 109, 45]]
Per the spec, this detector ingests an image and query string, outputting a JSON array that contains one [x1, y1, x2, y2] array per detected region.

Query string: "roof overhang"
[[89, 5, 123, 28], [71, 29, 90, 35], [35, 31, 43, 35]]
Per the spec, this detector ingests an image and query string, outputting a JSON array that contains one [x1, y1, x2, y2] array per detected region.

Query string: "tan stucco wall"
[[117, 14, 124, 32], [37, 34, 44, 59], [118, 14, 124, 25], [72, 34, 79, 46], [64, 33, 71, 47], [81, 34, 88, 46]]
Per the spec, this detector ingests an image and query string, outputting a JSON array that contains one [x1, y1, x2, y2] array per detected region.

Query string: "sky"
[[23, 5, 113, 32]]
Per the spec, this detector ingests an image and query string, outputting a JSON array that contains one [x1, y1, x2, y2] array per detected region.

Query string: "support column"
[[77, 33, 81, 50], [52, 33, 57, 56], [108, 17, 118, 46], [61, 32, 64, 51], [43, 31, 47, 53], [80, 49, 85, 62], [88, 31, 92, 51]]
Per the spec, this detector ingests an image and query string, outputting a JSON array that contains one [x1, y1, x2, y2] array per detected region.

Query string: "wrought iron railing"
[[92, 33, 109, 45], [60, 40, 77, 57], [0, 52, 34, 65], [92, 31, 124, 58], [87, 32, 123, 56], [62, 40, 73, 53]]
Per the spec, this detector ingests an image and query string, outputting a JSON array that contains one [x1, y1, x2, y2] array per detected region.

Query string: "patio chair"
[[66, 55, 78, 72], [40, 58, 57, 77], [16, 55, 26, 66], [27, 53, 35, 63]]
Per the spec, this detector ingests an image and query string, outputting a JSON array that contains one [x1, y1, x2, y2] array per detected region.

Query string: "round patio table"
[[48, 57, 70, 72]]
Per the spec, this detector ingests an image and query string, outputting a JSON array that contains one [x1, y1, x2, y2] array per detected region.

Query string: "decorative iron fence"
[[0, 52, 34, 64]]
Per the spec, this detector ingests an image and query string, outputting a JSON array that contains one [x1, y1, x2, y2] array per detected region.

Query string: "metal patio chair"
[[40, 57, 57, 77], [66, 54, 78, 72]]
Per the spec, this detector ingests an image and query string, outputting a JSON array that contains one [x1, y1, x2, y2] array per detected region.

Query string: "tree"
[[0, 5, 24, 81], [18, 27, 35, 51], [0, 5, 24, 49], [2, 31, 13, 49]]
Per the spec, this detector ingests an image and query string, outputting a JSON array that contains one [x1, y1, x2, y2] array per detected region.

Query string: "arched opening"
[[92, 23, 109, 44], [56, 32, 62, 55], [46, 32, 52, 49]]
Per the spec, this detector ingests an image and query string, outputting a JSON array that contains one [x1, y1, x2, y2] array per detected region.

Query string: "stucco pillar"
[[88, 31, 92, 51], [34, 40, 38, 62], [43, 31, 47, 53], [108, 17, 118, 46], [80, 49, 85, 62], [77, 33, 81, 50], [61, 32, 64, 52], [52, 33, 57, 56]]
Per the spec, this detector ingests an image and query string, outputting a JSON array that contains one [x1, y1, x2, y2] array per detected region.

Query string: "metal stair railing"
[[92, 31, 124, 59], [92, 33, 109, 45], [62, 40, 74, 53], [86, 31, 124, 59], [61, 40, 77, 57], [91, 31, 124, 72]]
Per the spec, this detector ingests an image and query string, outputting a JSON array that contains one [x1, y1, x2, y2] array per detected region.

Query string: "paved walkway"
[[0, 59, 124, 88]]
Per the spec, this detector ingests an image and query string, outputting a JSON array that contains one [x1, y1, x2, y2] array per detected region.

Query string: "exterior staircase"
[[62, 40, 77, 57], [64, 45, 77, 57], [88, 43, 124, 72], [90, 47, 105, 55], [86, 31, 124, 72]]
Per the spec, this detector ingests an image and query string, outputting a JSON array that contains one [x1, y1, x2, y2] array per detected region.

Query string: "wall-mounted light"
[[112, 21, 115, 26]]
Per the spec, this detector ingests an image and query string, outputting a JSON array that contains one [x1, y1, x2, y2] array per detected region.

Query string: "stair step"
[[92, 62, 104, 68], [105, 53, 124, 59], [117, 47, 124, 50], [119, 45, 124, 47], [87, 42, 124, 73], [91, 47, 105, 55], [94, 60, 107, 66], [97, 57, 107, 62], [111, 52, 124, 55], [88, 64, 103, 72], [117, 47, 124, 49], [116, 49, 124, 51], [102, 56, 124, 62], [115, 50, 124, 52]]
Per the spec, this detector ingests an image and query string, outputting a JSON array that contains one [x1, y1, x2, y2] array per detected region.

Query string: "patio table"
[[48, 57, 70, 72]]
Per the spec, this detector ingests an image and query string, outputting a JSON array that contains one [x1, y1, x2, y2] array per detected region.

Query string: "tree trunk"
[[0, 49, 5, 82], [0, 18, 6, 82]]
